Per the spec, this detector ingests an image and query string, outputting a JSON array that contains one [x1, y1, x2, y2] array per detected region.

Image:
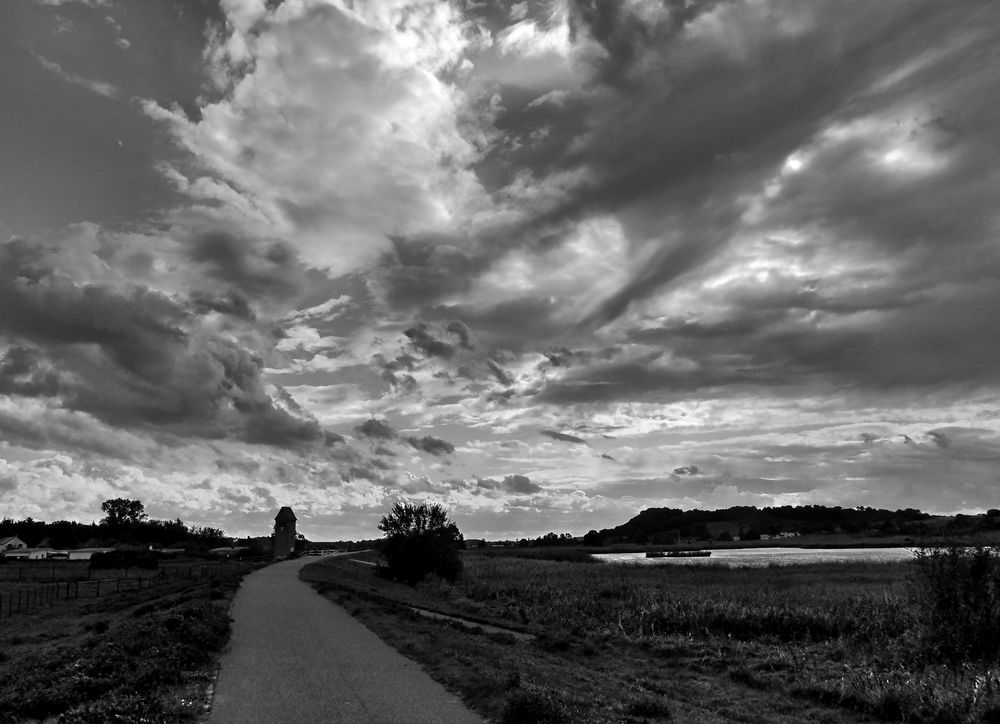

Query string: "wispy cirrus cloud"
[[34, 52, 119, 98]]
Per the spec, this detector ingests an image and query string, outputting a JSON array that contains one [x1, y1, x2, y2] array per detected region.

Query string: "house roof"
[[275, 506, 297, 522], [0, 535, 23, 546]]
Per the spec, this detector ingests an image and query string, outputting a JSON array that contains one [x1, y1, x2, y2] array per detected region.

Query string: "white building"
[[0, 535, 27, 552]]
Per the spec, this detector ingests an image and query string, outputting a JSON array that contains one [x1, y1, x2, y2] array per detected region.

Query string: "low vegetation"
[[0, 564, 256, 722], [304, 544, 1000, 723]]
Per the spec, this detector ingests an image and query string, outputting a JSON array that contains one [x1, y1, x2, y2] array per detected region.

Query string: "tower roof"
[[274, 506, 297, 522]]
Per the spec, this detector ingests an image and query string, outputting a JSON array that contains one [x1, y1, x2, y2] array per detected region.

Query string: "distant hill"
[[595, 505, 1000, 545]]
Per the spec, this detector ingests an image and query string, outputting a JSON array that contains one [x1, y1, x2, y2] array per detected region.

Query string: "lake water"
[[593, 547, 916, 567]]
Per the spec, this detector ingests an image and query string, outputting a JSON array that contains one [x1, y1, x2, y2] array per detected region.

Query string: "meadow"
[[0, 561, 259, 723], [303, 546, 1000, 723]]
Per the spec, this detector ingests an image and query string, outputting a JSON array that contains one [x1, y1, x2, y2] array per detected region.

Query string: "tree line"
[[0, 498, 229, 551], [585, 504, 1000, 546]]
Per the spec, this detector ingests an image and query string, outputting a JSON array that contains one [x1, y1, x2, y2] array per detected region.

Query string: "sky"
[[1, 0, 999, 541]]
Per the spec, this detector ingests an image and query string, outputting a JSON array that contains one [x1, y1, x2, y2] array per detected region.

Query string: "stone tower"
[[273, 506, 297, 558]]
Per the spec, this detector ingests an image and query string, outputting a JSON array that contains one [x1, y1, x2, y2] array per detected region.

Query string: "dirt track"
[[209, 556, 484, 723]]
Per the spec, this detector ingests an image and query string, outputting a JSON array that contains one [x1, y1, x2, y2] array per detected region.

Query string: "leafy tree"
[[377, 501, 463, 584], [100, 498, 147, 528], [582, 529, 604, 547]]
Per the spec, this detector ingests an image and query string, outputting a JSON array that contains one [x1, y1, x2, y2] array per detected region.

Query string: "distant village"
[[0, 500, 312, 563]]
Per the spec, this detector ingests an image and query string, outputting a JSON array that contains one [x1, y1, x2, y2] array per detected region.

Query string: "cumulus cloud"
[[144, 0, 490, 274]]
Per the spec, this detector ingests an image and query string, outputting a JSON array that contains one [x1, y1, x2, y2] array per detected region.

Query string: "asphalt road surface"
[[209, 556, 485, 723]]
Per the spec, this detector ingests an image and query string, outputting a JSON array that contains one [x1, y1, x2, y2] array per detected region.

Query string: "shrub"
[[88, 550, 159, 572], [910, 544, 1000, 663], [500, 689, 569, 724], [377, 502, 463, 584], [626, 695, 672, 719]]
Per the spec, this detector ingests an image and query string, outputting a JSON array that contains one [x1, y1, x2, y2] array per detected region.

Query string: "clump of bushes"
[[910, 544, 1000, 663], [89, 550, 159, 573], [500, 688, 570, 724], [377, 502, 464, 584]]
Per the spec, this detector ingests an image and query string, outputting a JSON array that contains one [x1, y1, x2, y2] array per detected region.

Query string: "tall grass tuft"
[[911, 545, 1000, 664]]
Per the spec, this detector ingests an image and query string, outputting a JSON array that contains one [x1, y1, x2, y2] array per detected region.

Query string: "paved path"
[[210, 556, 485, 724]]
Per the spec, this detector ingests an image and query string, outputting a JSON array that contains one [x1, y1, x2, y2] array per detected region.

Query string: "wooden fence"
[[0, 561, 254, 620]]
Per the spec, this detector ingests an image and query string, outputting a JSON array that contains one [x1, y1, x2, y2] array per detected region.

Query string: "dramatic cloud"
[[3, 0, 1000, 539], [0, 236, 327, 449]]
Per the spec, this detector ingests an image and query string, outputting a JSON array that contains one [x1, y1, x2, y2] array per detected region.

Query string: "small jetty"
[[646, 550, 712, 558]]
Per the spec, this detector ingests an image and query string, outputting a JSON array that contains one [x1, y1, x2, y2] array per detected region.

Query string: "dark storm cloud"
[[0, 346, 60, 397], [569, 0, 721, 87], [381, 369, 419, 395], [424, 297, 565, 351], [542, 269, 1000, 401], [186, 231, 309, 303], [542, 348, 573, 367], [445, 320, 473, 349], [341, 464, 387, 483], [377, 236, 486, 311], [673, 465, 701, 476], [405, 435, 456, 457], [487, 358, 514, 386], [355, 417, 395, 440], [926, 431, 951, 450], [0, 238, 328, 448], [403, 323, 455, 359], [540, 429, 587, 445], [0, 406, 143, 460], [189, 289, 256, 320], [537, 352, 762, 404], [374, 352, 421, 394], [477, 474, 542, 494]]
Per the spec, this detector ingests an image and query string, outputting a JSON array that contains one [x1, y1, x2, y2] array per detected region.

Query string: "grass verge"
[[302, 553, 890, 723], [0, 563, 260, 723]]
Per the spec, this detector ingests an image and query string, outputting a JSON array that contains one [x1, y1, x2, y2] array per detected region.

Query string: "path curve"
[[210, 556, 484, 724]]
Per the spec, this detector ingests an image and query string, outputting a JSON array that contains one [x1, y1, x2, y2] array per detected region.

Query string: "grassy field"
[[0, 562, 259, 723], [0, 558, 247, 584], [302, 548, 1000, 723]]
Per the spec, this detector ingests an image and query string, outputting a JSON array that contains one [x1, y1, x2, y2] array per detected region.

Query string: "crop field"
[[303, 547, 1000, 723]]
